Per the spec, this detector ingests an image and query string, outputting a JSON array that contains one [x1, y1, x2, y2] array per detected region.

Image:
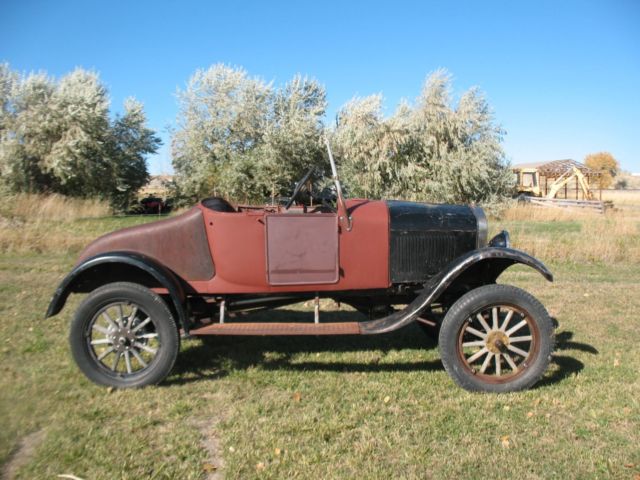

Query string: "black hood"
[[386, 201, 486, 283]]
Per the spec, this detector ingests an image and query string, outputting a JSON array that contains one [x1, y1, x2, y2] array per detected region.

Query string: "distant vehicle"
[[139, 196, 171, 214], [47, 142, 555, 393], [513, 160, 599, 200], [513, 166, 542, 197]]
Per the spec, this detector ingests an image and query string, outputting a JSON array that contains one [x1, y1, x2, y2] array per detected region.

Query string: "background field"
[[1, 194, 639, 479]]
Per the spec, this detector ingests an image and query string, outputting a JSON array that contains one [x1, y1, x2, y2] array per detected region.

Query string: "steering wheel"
[[284, 168, 315, 210]]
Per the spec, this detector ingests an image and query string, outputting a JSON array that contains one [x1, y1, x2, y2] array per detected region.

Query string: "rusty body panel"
[[78, 208, 214, 281], [189, 321, 361, 336], [195, 199, 389, 294], [265, 214, 339, 285]]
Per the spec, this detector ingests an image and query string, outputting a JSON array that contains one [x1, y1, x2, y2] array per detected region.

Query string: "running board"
[[190, 322, 361, 336]]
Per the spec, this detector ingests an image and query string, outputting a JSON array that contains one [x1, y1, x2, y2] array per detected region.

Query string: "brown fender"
[[358, 247, 553, 334]]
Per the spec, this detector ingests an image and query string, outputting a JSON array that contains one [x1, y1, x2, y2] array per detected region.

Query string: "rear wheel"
[[69, 282, 179, 388], [438, 284, 554, 393]]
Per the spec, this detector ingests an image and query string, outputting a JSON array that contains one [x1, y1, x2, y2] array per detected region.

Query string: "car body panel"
[[194, 198, 390, 293], [265, 213, 340, 285], [387, 201, 480, 282], [78, 208, 214, 281]]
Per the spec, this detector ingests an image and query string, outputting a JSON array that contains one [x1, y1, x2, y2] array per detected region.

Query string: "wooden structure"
[[513, 159, 603, 201]]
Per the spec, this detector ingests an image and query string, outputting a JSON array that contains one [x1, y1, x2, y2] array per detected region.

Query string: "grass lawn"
[[1, 209, 639, 479]]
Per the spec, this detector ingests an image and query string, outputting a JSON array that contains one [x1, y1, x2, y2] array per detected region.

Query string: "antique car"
[[46, 143, 555, 393]]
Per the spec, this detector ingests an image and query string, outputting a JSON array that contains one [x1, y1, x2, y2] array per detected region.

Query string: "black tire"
[[69, 282, 180, 388], [438, 284, 554, 393]]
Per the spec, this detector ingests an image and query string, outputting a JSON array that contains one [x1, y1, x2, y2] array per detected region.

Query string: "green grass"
[[0, 216, 639, 479]]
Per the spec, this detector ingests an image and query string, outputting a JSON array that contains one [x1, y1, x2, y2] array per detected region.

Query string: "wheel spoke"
[[124, 351, 132, 374], [476, 313, 491, 333], [462, 340, 486, 348], [500, 309, 514, 332], [90, 339, 111, 345], [503, 352, 518, 370], [97, 347, 115, 361], [117, 304, 125, 327], [131, 348, 148, 368], [480, 352, 494, 373], [492, 307, 499, 330], [465, 326, 487, 339], [507, 344, 529, 358], [127, 306, 138, 328], [467, 347, 489, 363], [136, 332, 158, 340], [132, 317, 151, 333], [505, 319, 528, 336], [510, 335, 533, 343], [102, 311, 118, 329], [134, 342, 157, 355], [111, 351, 122, 371], [495, 354, 502, 376], [92, 324, 110, 335]]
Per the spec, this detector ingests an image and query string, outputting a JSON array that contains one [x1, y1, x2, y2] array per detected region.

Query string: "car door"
[[265, 212, 339, 285]]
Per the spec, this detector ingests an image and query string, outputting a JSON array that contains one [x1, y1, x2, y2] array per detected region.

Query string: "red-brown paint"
[[78, 208, 214, 281], [75, 199, 390, 295], [265, 214, 339, 285], [195, 199, 389, 294]]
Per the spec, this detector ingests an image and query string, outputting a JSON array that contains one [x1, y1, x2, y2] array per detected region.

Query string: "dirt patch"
[[194, 418, 225, 480], [2, 429, 45, 480]]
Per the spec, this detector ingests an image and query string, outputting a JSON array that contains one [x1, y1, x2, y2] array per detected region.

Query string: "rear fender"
[[359, 247, 552, 334], [45, 252, 188, 332]]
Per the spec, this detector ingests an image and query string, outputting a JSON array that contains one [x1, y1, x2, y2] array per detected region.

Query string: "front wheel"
[[69, 282, 180, 388], [438, 284, 554, 393]]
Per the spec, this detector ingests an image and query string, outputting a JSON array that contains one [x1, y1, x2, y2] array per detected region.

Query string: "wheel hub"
[[486, 330, 509, 354], [110, 325, 136, 353]]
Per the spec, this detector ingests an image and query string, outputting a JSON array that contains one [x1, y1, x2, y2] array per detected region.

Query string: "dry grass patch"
[[494, 203, 640, 264], [602, 189, 640, 206], [0, 194, 162, 254], [1, 193, 110, 221]]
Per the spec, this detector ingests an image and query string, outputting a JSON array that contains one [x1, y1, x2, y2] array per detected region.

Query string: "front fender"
[[45, 251, 188, 331], [359, 247, 552, 334]]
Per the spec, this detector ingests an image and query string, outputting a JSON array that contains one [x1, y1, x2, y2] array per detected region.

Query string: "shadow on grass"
[[537, 329, 598, 388], [167, 310, 440, 385], [167, 311, 598, 389]]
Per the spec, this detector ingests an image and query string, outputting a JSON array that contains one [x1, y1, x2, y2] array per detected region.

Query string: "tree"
[[258, 75, 326, 200], [0, 63, 17, 134], [332, 69, 513, 205], [332, 94, 412, 199], [172, 65, 326, 201], [44, 68, 112, 197], [584, 152, 619, 188], [106, 99, 161, 211], [0, 64, 160, 210], [172, 64, 272, 199]]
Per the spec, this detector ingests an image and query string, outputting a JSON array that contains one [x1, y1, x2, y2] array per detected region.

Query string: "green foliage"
[[584, 151, 619, 188], [0, 63, 160, 211], [332, 70, 514, 205], [172, 64, 326, 201], [107, 99, 161, 211], [174, 66, 512, 205]]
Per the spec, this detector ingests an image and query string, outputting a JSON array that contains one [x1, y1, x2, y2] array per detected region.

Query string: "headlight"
[[471, 206, 488, 248], [489, 230, 511, 248]]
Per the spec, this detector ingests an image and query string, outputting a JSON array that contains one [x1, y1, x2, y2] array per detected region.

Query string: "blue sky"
[[1, 0, 639, 173]]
